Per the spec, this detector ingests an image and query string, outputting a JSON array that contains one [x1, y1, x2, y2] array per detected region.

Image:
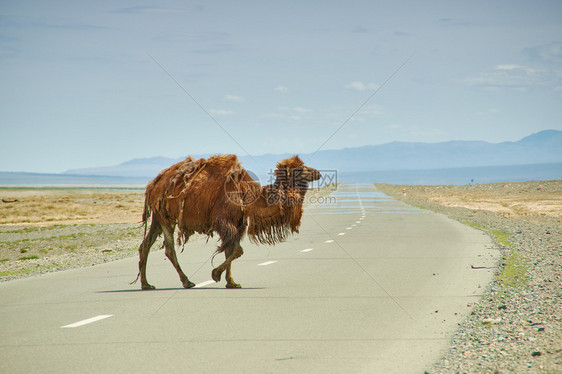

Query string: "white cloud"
[[361, 104, 384, 116], [224, 94, 245, 102], [386, 123, 403, 130], [274, 85, 289, 92], [346, 81, 365, 91], [495, 64, 523, 71], [261, 106, 312, 121], [475, 108, 499, 116], [209, 109, 235, 116], [345, 81, 380, 91], [466, 64, 553, 90], [261, 112, 302, 121], [115, 6, 193, 14], [523, 42, 562, 64]]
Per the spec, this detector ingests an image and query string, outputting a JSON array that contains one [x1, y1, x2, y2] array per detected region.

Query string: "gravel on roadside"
[[0, 223, 145, 281], [375, 183, 562, 373], [0, 186, 334, 283]]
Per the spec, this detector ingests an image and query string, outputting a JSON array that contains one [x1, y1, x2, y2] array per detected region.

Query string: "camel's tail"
[[140, 197, 152, 240], [131, 199, 152, 286], [130, 272, 140, 285]]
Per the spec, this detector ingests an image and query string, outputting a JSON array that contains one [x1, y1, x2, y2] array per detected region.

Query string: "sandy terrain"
[[390, 180, 562, 220], [0, 188, 145, 225], [0, 185, 333, 277]]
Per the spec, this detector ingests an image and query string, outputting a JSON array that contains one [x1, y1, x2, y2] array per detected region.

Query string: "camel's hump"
[[205, 154, 241, 169]]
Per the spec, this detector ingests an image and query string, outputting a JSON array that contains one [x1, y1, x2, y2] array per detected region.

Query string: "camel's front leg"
[[211, 245, 243, 288], [162, 225, 195, 289]]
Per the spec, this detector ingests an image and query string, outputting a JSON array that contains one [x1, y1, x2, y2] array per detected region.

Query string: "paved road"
[[0, 184, 498, 373]]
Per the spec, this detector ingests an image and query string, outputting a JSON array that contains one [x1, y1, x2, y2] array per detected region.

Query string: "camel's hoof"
[[183, 280, 195, 289], [211, 268, 222, 282], [141, 283, 156, 290], [226, 282, 241, 289]]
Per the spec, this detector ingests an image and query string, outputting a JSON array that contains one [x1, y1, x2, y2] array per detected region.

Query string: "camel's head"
[[273, 155, 321, 188]]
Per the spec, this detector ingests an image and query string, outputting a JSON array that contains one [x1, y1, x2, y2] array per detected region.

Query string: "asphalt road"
[[0, 184, 498, 373]]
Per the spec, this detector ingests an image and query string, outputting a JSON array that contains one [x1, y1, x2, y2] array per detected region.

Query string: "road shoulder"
[[375, 183, 562, 373]]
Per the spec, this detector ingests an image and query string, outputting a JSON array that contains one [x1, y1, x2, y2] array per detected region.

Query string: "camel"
[[132, 154, 321, 290]]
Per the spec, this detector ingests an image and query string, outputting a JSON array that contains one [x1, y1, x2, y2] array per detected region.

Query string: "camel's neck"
[[273, 175, 309, 191], [245, 184, 308, 245]]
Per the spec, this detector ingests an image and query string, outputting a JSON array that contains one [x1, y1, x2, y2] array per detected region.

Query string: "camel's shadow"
[[98, 287, 265, 293]]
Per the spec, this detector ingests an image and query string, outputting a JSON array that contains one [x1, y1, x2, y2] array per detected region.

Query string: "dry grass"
[[0, 184, 333, 226], [0, 188, 144, 225], [393, 180, 562, 219]]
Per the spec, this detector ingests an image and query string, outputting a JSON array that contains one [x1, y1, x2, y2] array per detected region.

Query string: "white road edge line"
[[62, 314, 113, 328], [194, 280, 215, 288], [300, 248, 314, 253], [258, 261, 277, 266]]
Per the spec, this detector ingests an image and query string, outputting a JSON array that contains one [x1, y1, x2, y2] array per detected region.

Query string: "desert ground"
[[0, 186, 333, 278], [381, 180, 562, 220], [0, 188, 145, 226], [0, 188, 147, 278]]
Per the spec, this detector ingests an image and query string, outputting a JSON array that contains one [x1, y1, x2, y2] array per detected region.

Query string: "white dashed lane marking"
[[258, 261, 277, 266], [62, 315, 113, 328], [194, 280, 215, 288], [300, 248, 314, 253], [325, 240, 334, 243], [338, 233, 345, 236]]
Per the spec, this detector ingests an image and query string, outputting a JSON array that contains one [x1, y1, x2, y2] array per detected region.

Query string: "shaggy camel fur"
[[132, 154, 321, 289]]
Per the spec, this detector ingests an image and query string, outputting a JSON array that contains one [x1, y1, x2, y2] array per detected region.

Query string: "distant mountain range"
[[1, 130, 560, 186], [64, 130, 562, 179]]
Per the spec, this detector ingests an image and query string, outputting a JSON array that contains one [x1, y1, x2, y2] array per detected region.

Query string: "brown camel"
[[132, 154, 321, 290]]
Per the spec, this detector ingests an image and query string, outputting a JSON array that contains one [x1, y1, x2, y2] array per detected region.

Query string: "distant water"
[[1, 162, 560, 187], [0, 172, 149, 188], [338, 162, 562, 185]]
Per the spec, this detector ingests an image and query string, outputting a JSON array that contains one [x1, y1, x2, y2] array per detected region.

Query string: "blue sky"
[[1, 0, 561, 173]]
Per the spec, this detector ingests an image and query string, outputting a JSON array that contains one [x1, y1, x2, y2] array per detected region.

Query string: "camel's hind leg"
[[225, 244, 244, 288], [211, 241, 244, 288], [138, 218, 162, 290], [161, 225, 195, 289]]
